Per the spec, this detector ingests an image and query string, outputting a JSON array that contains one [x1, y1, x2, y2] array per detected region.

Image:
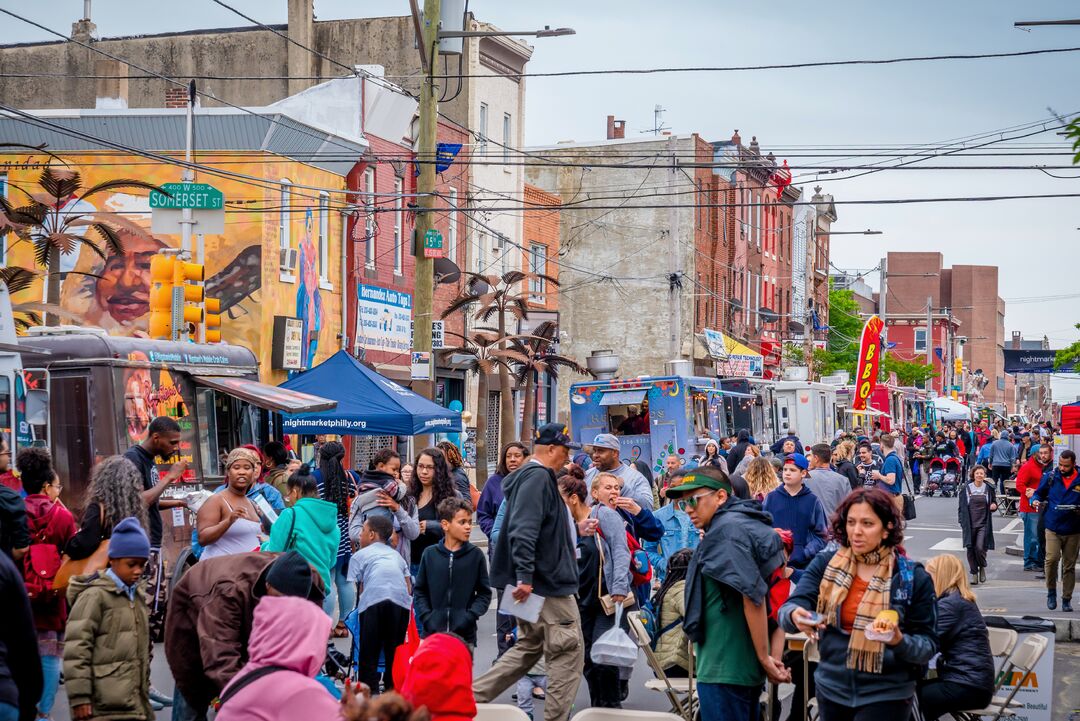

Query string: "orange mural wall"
[[2, 152, 349, 383]]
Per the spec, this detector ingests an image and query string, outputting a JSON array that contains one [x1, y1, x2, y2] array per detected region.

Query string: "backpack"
[[638, 598, 681, 650], [23, 503, 63, 601]]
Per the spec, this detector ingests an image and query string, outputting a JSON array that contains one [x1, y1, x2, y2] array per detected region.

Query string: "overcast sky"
[[3, 0, 1079, 402]]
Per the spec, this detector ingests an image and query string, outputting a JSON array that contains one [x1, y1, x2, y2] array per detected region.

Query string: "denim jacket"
[[642, 504, 700, 584]]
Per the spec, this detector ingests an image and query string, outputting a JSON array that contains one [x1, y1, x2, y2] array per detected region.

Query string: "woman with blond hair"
[[918, 554, 994, 720], [744, 455, 780, 501], [833, 439, 861, 490]]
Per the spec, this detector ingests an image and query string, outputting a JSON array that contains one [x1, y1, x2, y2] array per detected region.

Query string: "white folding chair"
[[571, 709, 684, 721], [955, 633, 1049, 721], [475, 703, 531, 721], [627, 611, 696, 721], [987, 627, 1018, 660]]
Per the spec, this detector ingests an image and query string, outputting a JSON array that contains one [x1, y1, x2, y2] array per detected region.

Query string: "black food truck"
[[14, 327, 335, 566]]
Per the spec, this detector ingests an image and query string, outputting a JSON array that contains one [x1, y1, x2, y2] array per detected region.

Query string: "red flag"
[[853, 315, 884, 411], [772, 159, 792, 196]]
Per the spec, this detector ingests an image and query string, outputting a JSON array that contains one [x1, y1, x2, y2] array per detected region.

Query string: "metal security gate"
[[351, 435, 396, 472], [486, 391, 500, 471]]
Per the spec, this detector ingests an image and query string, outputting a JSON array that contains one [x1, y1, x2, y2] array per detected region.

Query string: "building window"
[[503, 113, 512, 164], [279, 180, 292, 251], [913, 327, 927, 353], [393, 178, 403, 275], [364, 168, 376, 268], [479, 103, 488, 150], [447, 188, 459, 263], [318, 192, 330, 285], [492, 234, 506, 275], [528, 243, 546, 303]]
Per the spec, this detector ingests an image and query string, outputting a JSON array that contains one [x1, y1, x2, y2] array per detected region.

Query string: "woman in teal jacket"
[[262, 464, 341, 595]]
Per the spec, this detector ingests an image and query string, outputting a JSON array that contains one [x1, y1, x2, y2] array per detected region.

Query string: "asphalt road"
[[46, 495, 1080, 720]]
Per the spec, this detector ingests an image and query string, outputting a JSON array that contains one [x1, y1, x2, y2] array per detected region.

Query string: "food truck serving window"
[[599, 389, 649, 407]]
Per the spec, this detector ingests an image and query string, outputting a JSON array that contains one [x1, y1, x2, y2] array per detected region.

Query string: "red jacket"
[[23, 495, 76, 631], [1014, 456, 1049, 514], [0, 471, 19, 493], [399, 634, 476, 721]]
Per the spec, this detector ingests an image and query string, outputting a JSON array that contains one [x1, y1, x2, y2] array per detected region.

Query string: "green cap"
[[664, 471, 732, 498]]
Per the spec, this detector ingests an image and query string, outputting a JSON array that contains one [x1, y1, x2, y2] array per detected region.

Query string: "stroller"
[[924, 457, 962, 497]]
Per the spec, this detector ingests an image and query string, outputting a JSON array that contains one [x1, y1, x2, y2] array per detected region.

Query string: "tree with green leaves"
[[505, 320, 589, 444], [1055, 323, 1080, 370], [0, 165, 162, 326]]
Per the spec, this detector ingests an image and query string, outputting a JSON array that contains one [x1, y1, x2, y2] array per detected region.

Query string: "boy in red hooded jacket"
[[398, 633, 476, 721]]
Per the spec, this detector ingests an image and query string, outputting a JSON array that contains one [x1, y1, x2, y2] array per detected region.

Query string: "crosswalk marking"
[[930, 537, 965, 551]]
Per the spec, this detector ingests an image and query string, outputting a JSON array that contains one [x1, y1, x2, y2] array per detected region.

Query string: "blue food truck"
[[568, 375, 738, 475]]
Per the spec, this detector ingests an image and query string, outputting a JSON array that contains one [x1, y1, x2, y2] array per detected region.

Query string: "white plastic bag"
[[590, 606, 638, 667]]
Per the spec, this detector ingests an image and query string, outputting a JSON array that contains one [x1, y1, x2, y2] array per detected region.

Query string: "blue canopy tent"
[[278, 350, 462, 435]]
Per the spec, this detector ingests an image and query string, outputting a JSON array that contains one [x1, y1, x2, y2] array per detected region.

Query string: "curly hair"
[[87, 456, 149, 531], [833, 440, 856, 463], [409, 448, 457, 507], [436, 441, 464, 470], [829, 486, 904, 549], [744, 456, 779, 499], [16, 447, 54, 495]]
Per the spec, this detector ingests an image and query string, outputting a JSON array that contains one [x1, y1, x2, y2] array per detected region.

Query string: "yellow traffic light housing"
[[204, 297, 222, 343], [148, 254, 206, 341], [148, 256, 175, 340]]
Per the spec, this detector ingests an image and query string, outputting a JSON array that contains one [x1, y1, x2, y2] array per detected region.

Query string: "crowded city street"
[[2, 2, 1080, 721]]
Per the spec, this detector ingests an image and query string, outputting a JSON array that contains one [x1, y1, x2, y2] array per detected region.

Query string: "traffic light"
[[173, 259, 204, 333], [149, 256, 175, 340], [954, 358, 963, 376], [204, 297, 222, 343]]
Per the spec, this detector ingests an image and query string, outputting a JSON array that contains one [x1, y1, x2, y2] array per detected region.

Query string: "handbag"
[[902, 469, 918, 521], [54, 504, 109, 591], [596, 529, 634, 616]]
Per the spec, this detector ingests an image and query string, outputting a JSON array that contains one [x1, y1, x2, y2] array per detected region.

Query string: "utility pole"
[[804, 207, 817, 369], [925, 297, 934, 379], [412, 0, 440, 407], [667, 135, 681, 360]]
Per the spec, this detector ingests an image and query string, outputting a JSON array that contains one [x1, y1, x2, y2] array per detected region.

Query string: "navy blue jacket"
[[762, 484, 828, 569], [771, 434, 805, 455], [1034, 467, 1080, 535], [933, 591, 995, 692], [413, 540, 492, 645], [618, 504, 664, 543]]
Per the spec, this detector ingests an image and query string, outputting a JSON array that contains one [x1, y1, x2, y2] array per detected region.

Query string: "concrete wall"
[[526, 135, 700, 419]]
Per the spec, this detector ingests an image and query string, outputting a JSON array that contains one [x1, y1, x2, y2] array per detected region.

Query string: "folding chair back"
[[964, 634, 1051, 721], [1007, 634, 1048, 675], [627, 612, 695, 721], [476, 703, 531, 721], [571, 709, 684, 721], [987, 627, 1018, 659]]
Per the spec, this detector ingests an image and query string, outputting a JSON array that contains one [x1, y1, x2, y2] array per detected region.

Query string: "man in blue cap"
[[584, 433, 654, 511], [667, 466, 790, 721], [474, 423, 585, 721]]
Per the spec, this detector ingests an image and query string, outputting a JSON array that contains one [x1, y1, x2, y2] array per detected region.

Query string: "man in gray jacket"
[[989, 431, 1018, 494], [584, 433, 655, 510], [805, 444, 854, 519], [474, 424, 584, 721]]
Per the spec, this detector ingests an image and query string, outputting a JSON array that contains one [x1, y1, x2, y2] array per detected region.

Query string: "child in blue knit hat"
[[63, 517, 153, 720]]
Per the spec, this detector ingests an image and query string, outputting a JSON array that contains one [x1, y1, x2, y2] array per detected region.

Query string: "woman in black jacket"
[[726, 429, 752, 475], [918, 554, 994, 720], [65, 455, 149, 559], [958, 465, 997, 585]]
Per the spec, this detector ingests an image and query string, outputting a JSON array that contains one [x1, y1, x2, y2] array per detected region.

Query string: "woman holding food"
[[779, 487, 938, 721]]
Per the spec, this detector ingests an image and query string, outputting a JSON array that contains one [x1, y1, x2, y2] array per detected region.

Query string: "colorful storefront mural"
[[3, 153, 348, 382]]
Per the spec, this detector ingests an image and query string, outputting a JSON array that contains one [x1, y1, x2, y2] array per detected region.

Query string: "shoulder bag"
[[54, 504, 109, 591]]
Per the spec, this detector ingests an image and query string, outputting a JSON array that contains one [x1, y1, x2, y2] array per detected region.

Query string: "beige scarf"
[[817, 545, 894, 673]]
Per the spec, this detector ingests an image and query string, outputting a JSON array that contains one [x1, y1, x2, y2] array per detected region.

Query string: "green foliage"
[[1055, 323, 1080, 370], [814, 281, 863, 378], [880, 353, 937, 387]]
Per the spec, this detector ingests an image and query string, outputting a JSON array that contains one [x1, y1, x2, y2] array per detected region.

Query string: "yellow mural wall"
[[2, 151, 348, 383]]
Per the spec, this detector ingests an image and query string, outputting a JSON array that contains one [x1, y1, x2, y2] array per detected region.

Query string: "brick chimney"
[[1011, 331, 1021, 350], [606, 115, 625, 140], [164, 87, 188, 108]]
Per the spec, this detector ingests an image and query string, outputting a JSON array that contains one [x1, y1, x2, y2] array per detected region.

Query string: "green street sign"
[[423, 229, 443, 249], [149, 182, 224, 210]]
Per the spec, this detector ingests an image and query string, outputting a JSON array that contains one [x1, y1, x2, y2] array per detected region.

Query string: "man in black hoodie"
[[413, 497, 491, 645], [667, 465, 790, 721], [473, 424, 584, 721], [0, 548, 42, 721]]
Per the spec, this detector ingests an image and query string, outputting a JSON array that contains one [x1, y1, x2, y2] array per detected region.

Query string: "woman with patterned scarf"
[[779, 487, 938, 721]]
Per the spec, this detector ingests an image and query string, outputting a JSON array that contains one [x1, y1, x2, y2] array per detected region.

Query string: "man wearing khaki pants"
[[1033, 450, 1080, 613], [474, 424, 587, 721]]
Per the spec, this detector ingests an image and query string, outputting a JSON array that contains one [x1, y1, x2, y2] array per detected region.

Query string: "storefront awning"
[[194, 375, 338, 414], [599, 388, 649, 407]]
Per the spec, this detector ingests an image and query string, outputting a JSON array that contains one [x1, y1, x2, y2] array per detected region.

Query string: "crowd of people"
[[0, 411, 1075, 721]]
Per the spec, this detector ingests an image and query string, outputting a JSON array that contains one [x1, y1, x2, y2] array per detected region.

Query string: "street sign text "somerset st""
[[149, 183, 224, 210]]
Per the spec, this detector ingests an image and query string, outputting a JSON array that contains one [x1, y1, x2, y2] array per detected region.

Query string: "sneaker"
[[1048, 592, 1057, 611], [979, 568, 986, 584], [150, 699, 164, 712], [149, 687, 173, 706], [1064, 598, 1074, 613], [1036, 571, 1046, 580], [1024, 566, 1039, 572]]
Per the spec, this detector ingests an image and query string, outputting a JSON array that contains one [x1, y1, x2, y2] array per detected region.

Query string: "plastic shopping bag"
[[590, 606, 638, 667]]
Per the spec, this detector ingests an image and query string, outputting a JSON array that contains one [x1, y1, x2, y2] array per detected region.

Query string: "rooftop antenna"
[[641, 104, 668, 136]]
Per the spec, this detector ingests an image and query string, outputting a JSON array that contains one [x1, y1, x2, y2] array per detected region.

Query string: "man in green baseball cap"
[[666, 466, 790, 720]]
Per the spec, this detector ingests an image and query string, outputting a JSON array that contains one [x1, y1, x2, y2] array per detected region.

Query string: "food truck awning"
[[599, 388, 650, 406], [845, 407, 889, 417], [193, 375, 338, 414], [278, 350, 462, 435]]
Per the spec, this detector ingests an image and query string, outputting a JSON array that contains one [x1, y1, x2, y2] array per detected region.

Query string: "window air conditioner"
[[279, 247, 298, 272]]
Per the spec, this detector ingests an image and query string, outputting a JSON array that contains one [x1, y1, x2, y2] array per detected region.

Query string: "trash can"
[[984, 615, 1056, 721]]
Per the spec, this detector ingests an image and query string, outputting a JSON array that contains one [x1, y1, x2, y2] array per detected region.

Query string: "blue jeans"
[[1022, 511, 1041, 569], [0, 703, 18, 721], [39, 653, 61, 715], [698, 682, 761, 721], [171, 688, 209, 721], [322, 556, 356, 621]]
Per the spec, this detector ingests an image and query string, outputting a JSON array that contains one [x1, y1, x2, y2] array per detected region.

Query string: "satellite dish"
[[433, 257, 461, 285]]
